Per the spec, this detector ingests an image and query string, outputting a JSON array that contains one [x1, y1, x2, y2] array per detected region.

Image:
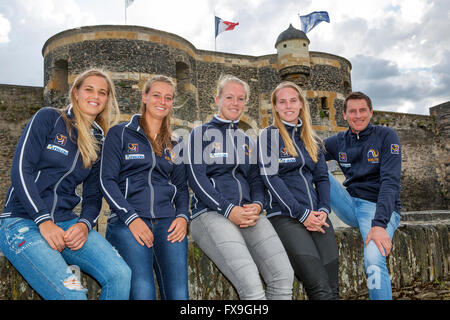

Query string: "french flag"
[[215, 16, 239, 38]]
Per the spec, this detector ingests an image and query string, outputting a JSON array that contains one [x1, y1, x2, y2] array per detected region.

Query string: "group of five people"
[[0, 68, 401, 300]]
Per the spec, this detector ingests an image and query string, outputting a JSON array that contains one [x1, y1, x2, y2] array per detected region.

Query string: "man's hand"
[[365, 226, 392, 256]]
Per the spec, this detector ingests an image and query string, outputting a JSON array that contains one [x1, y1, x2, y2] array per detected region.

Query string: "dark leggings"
[[269, 215, 339, 300]]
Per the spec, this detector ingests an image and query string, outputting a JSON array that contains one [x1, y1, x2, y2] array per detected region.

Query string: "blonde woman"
[[0, 69, 131, 299], [186, 75, 294, 300], [101, 75, 189, 300], [258, 81, 339, 299]]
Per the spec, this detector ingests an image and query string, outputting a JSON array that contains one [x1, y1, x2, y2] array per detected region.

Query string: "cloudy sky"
[[0, 0, 449, 115]]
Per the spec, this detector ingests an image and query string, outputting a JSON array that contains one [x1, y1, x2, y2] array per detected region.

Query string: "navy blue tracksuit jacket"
[[324, 123, 402, 228], [1, 106, 104, 230], [100, 114, 189, 226], [258, 120, 330, 223], [186, 115, 265, 220]]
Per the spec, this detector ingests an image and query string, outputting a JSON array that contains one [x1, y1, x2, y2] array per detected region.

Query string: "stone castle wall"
[[0, 24, 447, 217], [0, 84, 448, 217], [41, 25, 351, 133]]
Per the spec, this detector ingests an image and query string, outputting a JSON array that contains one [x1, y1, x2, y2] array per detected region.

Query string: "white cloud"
[[0, 14, 11, 43], [17, 0, 96, 29], [0, 0, 448, 115]]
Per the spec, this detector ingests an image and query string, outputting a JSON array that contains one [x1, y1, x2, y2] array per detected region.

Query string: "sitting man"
[[324, 91, 402, 300]]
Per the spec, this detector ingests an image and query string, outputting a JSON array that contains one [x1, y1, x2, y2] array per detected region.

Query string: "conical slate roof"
[[275, 24, 310, 47]]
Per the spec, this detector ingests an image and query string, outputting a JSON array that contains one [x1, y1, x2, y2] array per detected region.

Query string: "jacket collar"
[[66, 104, 75, 119], [348, 123, 373, 140], [67, 104, 104, 136], [282, 118, 303, 130], [210, 114, 240, 128], [125, 114, 143, 132]]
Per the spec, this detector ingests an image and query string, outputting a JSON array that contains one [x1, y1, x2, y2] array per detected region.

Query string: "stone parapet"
[[1, 211, 448, 300]]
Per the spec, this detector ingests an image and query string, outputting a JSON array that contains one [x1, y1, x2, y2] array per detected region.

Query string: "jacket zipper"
[[291, 128, 314, 210], [50, 149, 80, 221], [147, 142, 156, 219], [228, 124, 242, 205]]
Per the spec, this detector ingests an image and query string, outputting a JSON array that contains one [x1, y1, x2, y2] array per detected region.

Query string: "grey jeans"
[[190, 211, 294, 300]]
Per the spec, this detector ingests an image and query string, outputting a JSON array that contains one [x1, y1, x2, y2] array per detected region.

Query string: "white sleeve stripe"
[[99, 137, 128, 213], [19, 112, 41, 213], [78, 218, 92, 230], [299, 209, 310, 222], [125, 213, 139, 225], [34, 214, 51, 224]]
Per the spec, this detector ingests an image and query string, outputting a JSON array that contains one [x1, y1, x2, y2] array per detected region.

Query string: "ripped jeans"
[[0, 217, 131, 300]]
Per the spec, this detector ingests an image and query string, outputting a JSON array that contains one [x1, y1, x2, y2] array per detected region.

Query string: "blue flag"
[[299, 11, 330, 33]]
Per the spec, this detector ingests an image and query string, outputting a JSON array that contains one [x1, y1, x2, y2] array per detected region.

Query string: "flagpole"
[[125, 1, 127, 25], [214, 10, 216, 51]]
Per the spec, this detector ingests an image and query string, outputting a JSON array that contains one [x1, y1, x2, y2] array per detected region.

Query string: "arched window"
[[53, 60, 69, 94], [343, 80, 351, 96], [175, 61, 190, 95]]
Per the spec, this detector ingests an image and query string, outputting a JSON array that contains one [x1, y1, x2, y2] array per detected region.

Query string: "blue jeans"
[[0, 217, 131, 300], [106, 216, 189, 300], [329, 173, 401, 300]]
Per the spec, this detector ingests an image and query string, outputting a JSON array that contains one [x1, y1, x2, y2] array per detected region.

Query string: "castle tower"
[[275, 24, 311, 85]]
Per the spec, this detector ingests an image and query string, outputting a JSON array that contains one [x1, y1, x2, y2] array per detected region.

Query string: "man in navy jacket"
[[324, 92, 401, 300]]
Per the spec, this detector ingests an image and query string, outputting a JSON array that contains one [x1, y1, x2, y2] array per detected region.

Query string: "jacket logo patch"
[[128, 143, 139, 153], [54, 133, 67, 146], [243, 144, 252, 156], [279, 158, 296, 163], [164, 148, 175, 163], [210, 152, 228, 158], [339, 152, 347, 162], [280, 147, 290, 157], [125, 154, 145, 160], [391, 144, 400, 154], [47, 144, 69, 156], [367, 149, 380, 163], [212, 142, 222, 152]]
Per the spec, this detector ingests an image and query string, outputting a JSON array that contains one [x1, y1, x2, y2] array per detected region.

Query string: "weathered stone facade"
[[41, 25, 351, 133], [0, 24, 448, 221]]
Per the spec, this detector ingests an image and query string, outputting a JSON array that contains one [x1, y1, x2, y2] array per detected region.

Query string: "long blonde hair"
[[63, 68, 120, 168], [139, 75, 175, 157], [271, 81, 321, 163]]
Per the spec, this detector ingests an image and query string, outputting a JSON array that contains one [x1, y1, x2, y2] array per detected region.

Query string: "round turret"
[[275, 24, 309, 47], [275, 24, 311, 83]]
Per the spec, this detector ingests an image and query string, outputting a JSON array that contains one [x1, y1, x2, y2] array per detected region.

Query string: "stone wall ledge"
[[0, 210, 448, 300]]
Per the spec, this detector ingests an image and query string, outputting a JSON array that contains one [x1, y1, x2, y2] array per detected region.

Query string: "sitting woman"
[[186, 74, 294, 300], [258, 81, 339, 299], [100, 75, 189, 300], [0, 69, 131, 300]]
